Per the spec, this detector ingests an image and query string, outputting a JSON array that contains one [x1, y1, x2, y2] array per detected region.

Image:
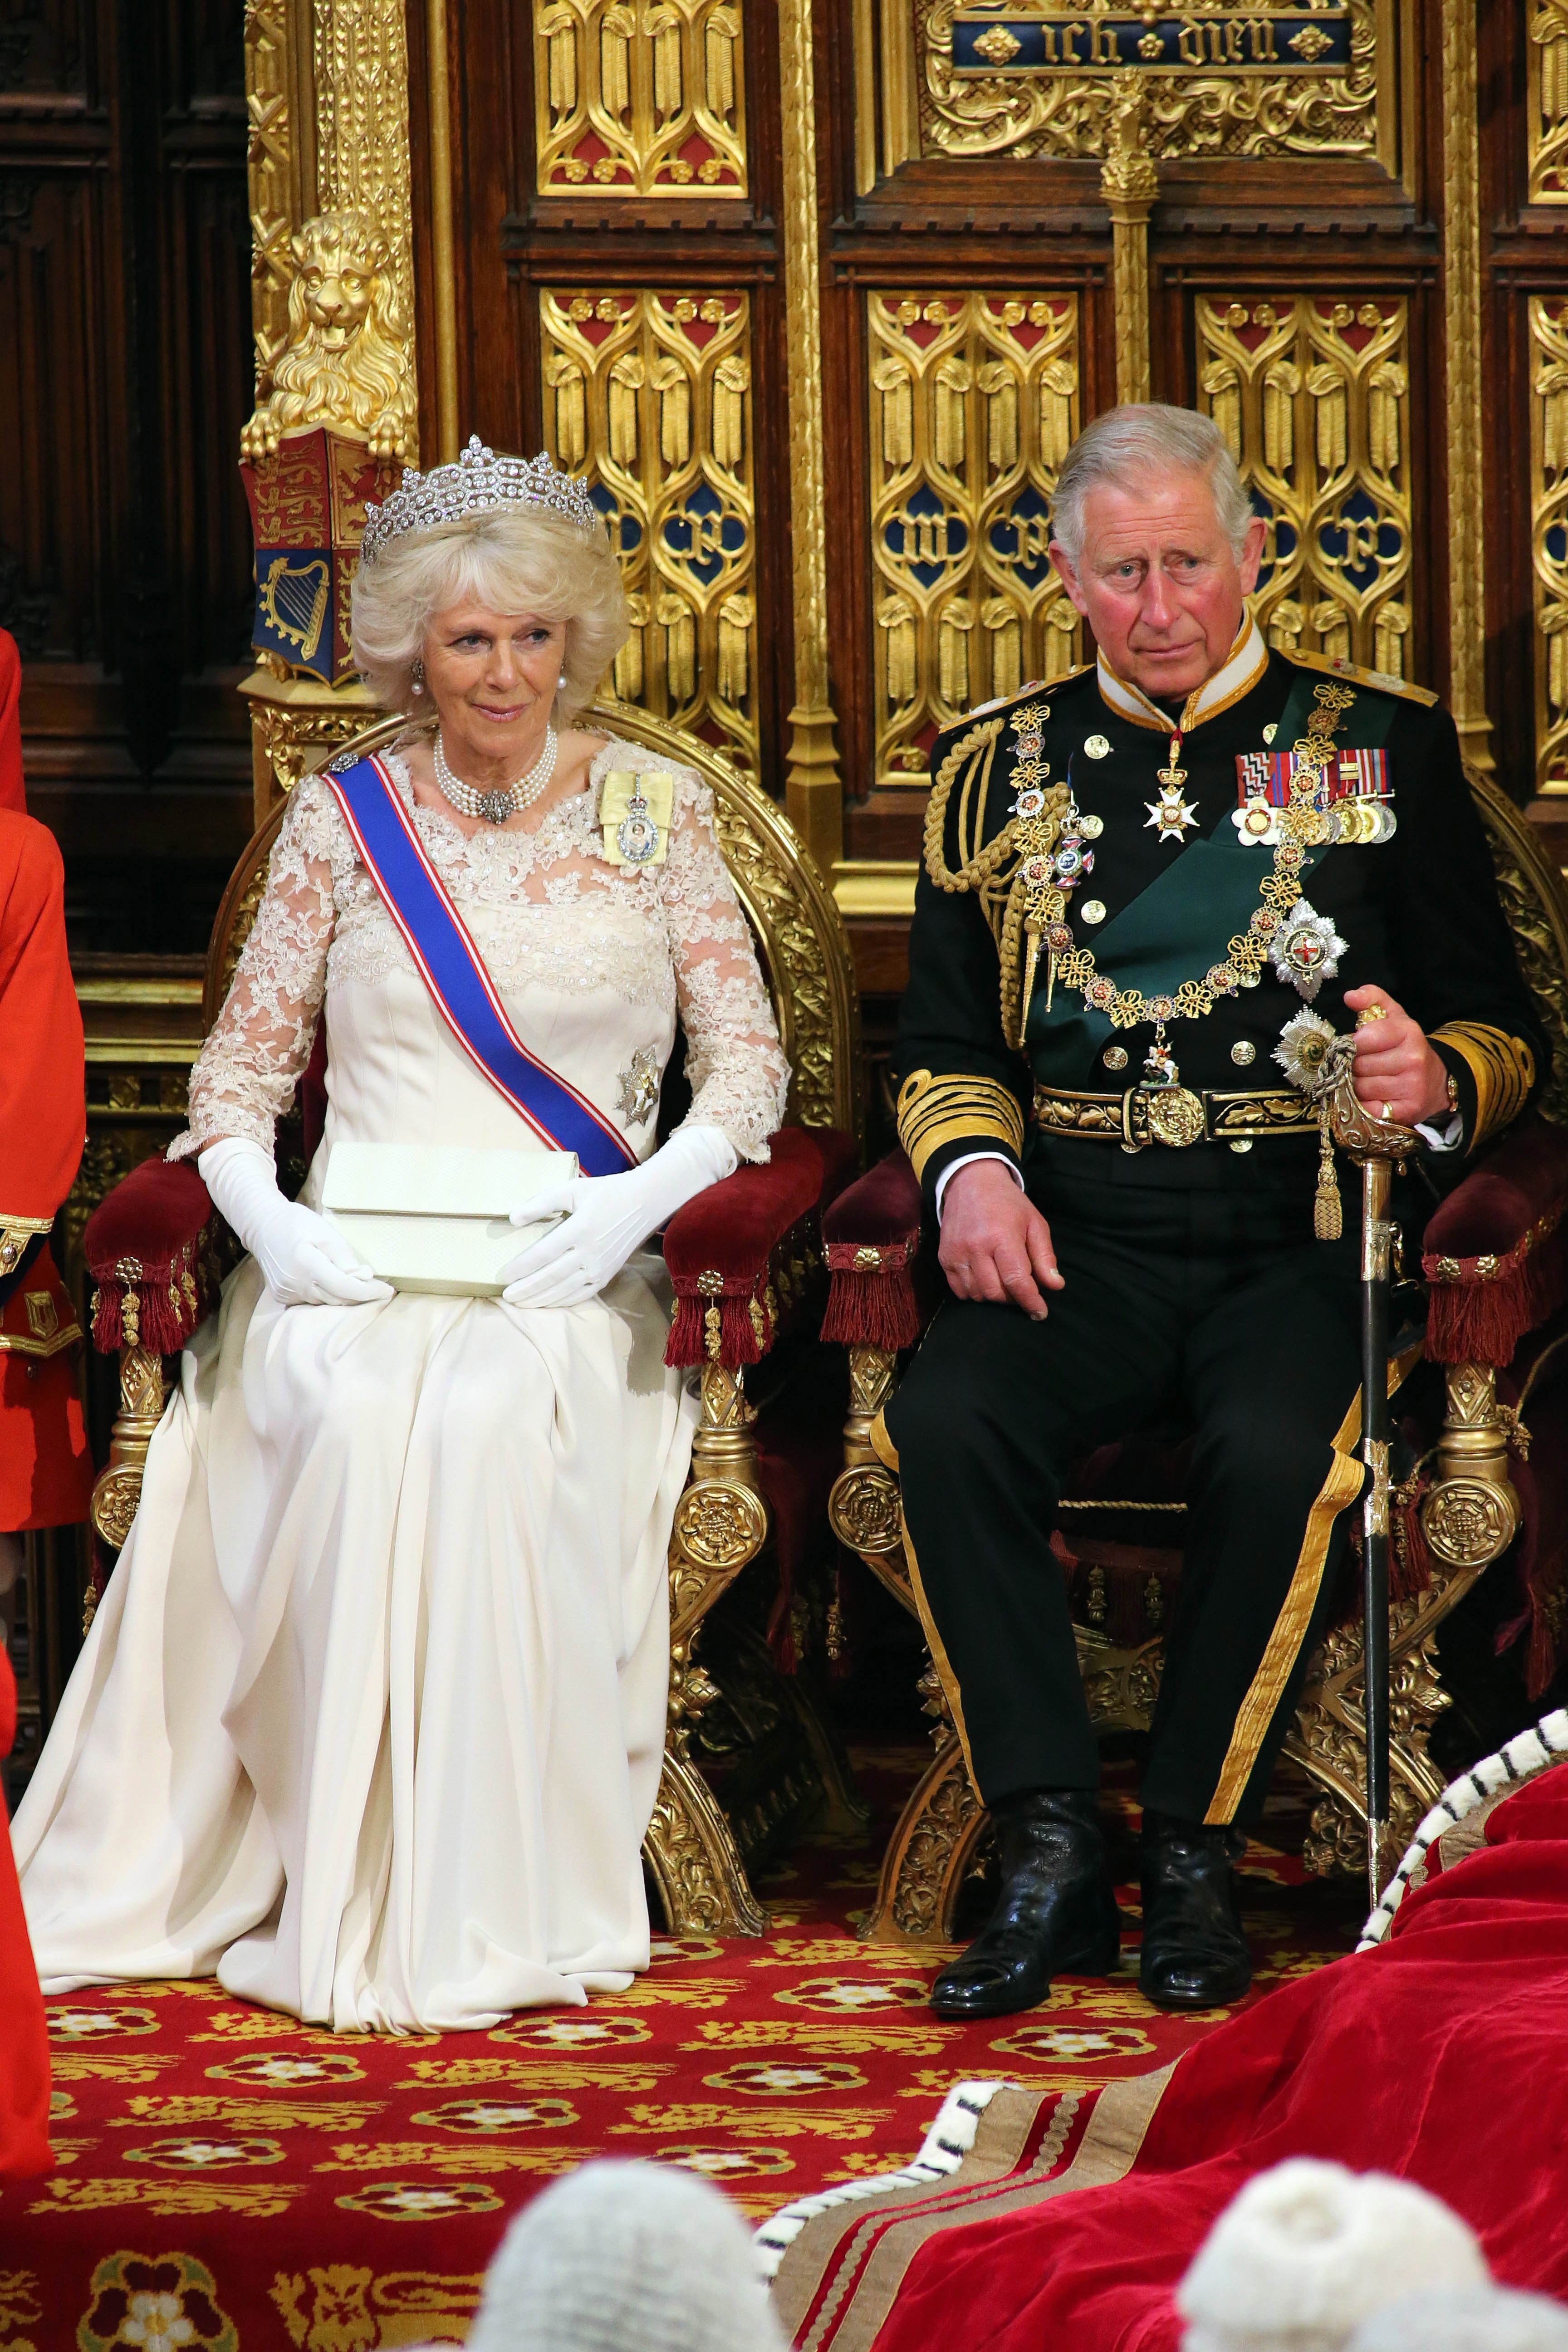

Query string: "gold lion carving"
[[240, 210, 415, 463]]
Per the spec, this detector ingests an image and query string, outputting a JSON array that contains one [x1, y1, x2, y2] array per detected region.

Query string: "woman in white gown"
[[14, 441, 789, 2032]]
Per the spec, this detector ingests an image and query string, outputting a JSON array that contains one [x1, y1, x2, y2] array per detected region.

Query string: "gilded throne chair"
[[80, 702, 862, 1939], [823, 766, 1568, 1942]]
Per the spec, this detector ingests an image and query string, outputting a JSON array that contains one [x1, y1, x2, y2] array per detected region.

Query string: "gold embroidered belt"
[[1033, 1083, 1315, 1152]]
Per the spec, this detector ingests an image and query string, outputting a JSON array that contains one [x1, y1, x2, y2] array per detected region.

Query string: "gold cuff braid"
[[1430, 1022, 1536, 1148], [0, 1216, 53, 1278], [897, 1068, 1026, 1182]]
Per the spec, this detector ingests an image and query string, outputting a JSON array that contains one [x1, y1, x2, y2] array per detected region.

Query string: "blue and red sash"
[[326, 752, 637, 1175]]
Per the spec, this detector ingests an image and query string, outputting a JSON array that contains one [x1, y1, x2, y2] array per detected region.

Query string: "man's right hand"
[[938, 1160, 1064, 1319]]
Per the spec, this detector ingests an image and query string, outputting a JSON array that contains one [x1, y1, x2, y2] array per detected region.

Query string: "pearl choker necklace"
[[433, 726, 558, 825]]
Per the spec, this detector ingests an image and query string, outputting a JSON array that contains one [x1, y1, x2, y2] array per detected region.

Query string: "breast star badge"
[[1145, 782, 1200, 844], [1270, 899, 1349, 1003], [617, 1045, 661, 1124]]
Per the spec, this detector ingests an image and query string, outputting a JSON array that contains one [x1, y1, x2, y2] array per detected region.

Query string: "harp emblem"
[[257, 554, 332, 664]]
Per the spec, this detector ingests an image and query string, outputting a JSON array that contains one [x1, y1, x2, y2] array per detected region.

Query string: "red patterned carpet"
[[0, 1749, 1360, 2349]]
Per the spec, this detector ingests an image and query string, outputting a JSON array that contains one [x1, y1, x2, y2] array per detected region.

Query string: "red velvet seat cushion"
[[83, 1156, 216, 1353], [1422, 1115, 1568, 1260], [821, 1150, 925, 1350], [663, 1127, 856, 1367], [1421, 1116, 1568, 1366]]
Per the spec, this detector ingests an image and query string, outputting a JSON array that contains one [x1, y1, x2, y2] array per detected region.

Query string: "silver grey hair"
[[1050, 403, 1257, 570], [350, 499, 628, 720]]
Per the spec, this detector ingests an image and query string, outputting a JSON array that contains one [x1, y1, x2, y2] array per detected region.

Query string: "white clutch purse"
[[321, 1142, 577, 1297]]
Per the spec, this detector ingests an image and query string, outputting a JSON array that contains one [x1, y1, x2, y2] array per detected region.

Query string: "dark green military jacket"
[[893, 642, 1548, 1205]]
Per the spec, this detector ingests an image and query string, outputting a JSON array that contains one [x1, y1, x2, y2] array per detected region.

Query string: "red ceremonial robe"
[[0, 630, 24, 816], [0, 645, 62, 2177], [783, 1764, 1568, 2349], [0, 1645, 50, 2176], [0, 808, 90, 1531]]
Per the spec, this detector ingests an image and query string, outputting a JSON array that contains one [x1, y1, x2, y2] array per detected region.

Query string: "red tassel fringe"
[[89, 1257, 207, 1356], [820, 1238, 921, 1352], [1423, 1221, 1566, 1367], [821, 1264, 921, 1351], [666, 1297, 706, 1366]]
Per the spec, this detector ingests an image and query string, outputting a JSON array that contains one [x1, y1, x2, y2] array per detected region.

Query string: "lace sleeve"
[[167, 779, 343, 1162], [660, 774, 791, 1163]]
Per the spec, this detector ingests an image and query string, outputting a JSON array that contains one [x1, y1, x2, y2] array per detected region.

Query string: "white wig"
[[1349, 2289, 1568, 2352], [1051, 402, 1257, 570], [1177, 2159, 1489, 2352], [467, 2159, 789, 2352]]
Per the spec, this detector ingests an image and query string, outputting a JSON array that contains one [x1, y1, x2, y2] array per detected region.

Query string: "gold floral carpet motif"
[[0, 1750, 1358, 2348]]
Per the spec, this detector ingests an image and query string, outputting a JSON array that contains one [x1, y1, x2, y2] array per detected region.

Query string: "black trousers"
[[883, 1152, 1374, 1826]]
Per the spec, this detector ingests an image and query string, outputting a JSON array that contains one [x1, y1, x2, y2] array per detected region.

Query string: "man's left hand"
[[1343, 985, 1452, 1126]]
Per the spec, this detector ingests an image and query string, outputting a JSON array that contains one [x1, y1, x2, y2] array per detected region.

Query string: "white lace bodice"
[[173, 737, 791, 1166]]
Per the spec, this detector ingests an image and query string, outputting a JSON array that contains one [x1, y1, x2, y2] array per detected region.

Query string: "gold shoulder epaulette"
[[1283, 648, 1439, 707], [966, 664, 1093, 721]]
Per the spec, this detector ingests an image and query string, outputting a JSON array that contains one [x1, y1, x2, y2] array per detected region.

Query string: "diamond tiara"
[[358, 436, 599, 567]]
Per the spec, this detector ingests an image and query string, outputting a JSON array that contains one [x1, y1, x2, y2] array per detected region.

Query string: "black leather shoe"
[[930, 1789, 1122, 2020], [1138, 1811, 1253, 2011]]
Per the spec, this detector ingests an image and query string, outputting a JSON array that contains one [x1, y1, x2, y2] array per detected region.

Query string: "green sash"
[[1026, 667, 1398, 1077]]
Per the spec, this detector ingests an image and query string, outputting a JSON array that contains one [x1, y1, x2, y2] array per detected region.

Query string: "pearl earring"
[[558, 671, 567, 690], [410, 658, 425, 699]]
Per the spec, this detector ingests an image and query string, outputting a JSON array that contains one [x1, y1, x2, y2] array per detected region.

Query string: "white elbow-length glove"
[[500, 1125, 736, 1309], [199, 1137, 393, 1308]]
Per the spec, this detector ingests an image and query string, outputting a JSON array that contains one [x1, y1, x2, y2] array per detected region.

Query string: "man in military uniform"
[[884, 404, 1547, 2019]]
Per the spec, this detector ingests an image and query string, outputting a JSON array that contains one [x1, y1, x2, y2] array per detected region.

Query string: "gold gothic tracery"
[[540, 292, 759, 774], [869, 294, 1081, 789], [1529, 2, 1568, 202], [1197, 297, 1412, 679], [911, 0, 1383, 167], [1530, 297, 1568, 794], [534, 0, 748, 196]]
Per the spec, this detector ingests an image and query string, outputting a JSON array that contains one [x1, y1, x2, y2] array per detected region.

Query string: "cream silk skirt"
[[13, 1253, 693, 2031]]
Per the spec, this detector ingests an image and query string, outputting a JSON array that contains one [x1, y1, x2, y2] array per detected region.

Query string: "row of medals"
[[1008, 708, 1378, 1099]]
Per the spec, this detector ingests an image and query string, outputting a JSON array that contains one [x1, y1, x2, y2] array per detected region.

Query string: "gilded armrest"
[[81, 1159, 221, 1573], [661, 1124, 855, 1622], [1418, 1117, 1568, 1572], [819, 1151, 925, 1586]]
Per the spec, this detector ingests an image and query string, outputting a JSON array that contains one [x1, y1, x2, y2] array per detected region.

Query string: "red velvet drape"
[[871, 1766, 1568, 2350]]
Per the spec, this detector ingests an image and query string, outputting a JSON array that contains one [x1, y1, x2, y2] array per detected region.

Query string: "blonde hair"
[[350, 500, 628, 720]]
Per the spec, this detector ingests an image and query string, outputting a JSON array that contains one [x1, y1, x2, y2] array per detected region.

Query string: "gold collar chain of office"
[[1043, 680, 1356, 1036]]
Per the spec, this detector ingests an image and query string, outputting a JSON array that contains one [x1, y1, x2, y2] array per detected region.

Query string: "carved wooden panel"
[[0, 1, 88, 96], [1196, 296, 1412, 680], [867, 291, 1081, 789], [534, 0, 747, 196], [539, 289, 758, 773], [0, 0, 254, 951], [0, 177, 107, 662]]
